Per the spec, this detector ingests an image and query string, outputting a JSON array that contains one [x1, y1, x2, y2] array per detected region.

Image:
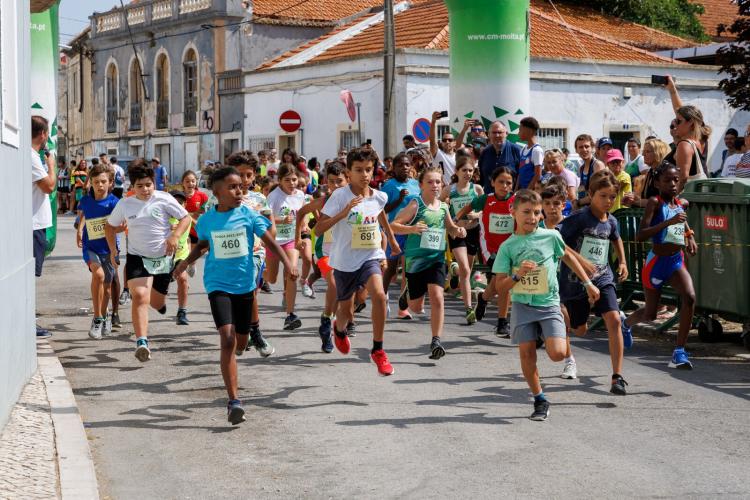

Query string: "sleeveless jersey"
[[403, 197, 449, 273]]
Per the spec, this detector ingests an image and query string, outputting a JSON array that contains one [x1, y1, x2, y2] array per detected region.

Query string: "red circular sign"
[[279, 110, 302, 133]]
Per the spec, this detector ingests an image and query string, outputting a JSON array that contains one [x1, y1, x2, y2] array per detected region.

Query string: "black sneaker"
[[283, 313, 302, 331], [475, 292, 488, 321], [429, 337, 446, 360], [227, 399, 246, 425], [398, 286, 409, 312], [495, 318, 511, 338], [346, 321, 356, 338], [529, 399, 550, 421], [111, 312, 122, 330], [250, 330, 275, 357], [610, 375, 628, 396], [260, 281, 272, 294], [354, 301, 366, 314], [176, 309, 189, 325], [319, 315, 333, 353]]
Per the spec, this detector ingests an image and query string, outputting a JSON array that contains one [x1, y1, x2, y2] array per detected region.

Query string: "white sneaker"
[[88, 318, 103, 340], [302, 281, 315, 298], [187, 263, 196, 278], [102, 315, 112, 337], [561, 360, 577, 379]]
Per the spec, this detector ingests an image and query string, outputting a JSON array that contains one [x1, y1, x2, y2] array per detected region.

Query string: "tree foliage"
[[571, 0, 709, 41], [717, 1, 750, 111]]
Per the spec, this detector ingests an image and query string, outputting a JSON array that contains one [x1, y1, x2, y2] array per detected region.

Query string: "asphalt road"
[[39, 215, 750, 499]]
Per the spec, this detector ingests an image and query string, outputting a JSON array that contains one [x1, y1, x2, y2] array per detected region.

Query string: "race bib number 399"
[[420, 227, 445, 251], [212, 229, 249, 259]]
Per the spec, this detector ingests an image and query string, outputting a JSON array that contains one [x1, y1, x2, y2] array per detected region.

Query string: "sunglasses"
[[442, 138, 454, 142]]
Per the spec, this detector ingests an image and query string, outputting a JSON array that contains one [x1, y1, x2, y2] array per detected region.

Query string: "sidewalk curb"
[[37, 340, 100, 500]]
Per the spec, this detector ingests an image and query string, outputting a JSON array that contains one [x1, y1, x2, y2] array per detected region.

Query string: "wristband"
[[684, 229, 694, 238], [583, 280, 593, 288], [511, 274, 521, 283]]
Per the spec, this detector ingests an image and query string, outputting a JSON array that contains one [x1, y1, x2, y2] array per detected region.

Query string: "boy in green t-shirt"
[[170, 191, 192, 325], [493, 190, 599, 421]]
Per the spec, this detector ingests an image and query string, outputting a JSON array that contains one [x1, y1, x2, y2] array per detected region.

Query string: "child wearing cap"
[[604, 149, 632, 212]]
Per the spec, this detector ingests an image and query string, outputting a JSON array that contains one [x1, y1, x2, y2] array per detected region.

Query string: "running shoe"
[[346, 321, 356, 338], [88, 318, 103, 340], [333, 321, 351, 354], [302, 281, 315, 299], [620, 311, 633, 350], [398, 286, 409, 312], [187, 263, 196, 278], [449, 261, 459, 277], [397, 309, 413, 320], [429, 337, 446, 360], [495, 318, 511, 339], [529, 399, 550, 421], [465, 307, 477, 325], [260, 282, 272, 294], [561, 360, 577, 380], [475, 292, 488, 321], [102, 315, 112, 337], [36, 326, 51, 338], [371, 349, 394, 376], [354, 301, 366, 314], [283, 313, 302, 331], [227, 400, 246, 425], [319, 315, 333, 353], [119, 289, 131, 306], [111, 312, 122, 330], [250, 330, 275, 357], [668, 347, 693, 370], [176, 308, 189, 325], [610, 375, 628, 395], [134, 338, 151, 362]]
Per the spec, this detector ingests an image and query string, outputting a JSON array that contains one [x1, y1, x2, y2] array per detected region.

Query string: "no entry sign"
[[279, 110, 302, 133], [412, 118, 431, 143]]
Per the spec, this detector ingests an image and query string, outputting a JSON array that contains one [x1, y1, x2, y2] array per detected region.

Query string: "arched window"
[[155, 53, 170, 129], [183, 48, 197, 127], [105, 63, 118, 133], [129, 58, 143, 131]]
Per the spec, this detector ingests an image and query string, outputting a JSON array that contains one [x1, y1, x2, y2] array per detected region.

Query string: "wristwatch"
[[511, 274, 521, 282]]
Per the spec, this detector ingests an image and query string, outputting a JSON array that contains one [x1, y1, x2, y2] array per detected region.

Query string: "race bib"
[[451, 197, 471, 215], [276, 223, 295, 241], [85, 216, 107, 240], [351, 223, 381, 250], [664, 224, 685, 246], [580, 236, 609, 266], [513, 266, 549, 295], [489, 213, 513, 235], [323, 229, 334, 244], [420, 227, 445, 251], [211, 229, 249, 259], [142, 256, 172, 275]]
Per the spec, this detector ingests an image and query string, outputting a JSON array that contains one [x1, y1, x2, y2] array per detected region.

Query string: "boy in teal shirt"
[[493, 189, 599, 421]]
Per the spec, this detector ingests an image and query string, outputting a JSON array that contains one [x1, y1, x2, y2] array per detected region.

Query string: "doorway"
[[278, 134, 296, 153], [609, 131, 640, 160], [184, 142, 198, 176]]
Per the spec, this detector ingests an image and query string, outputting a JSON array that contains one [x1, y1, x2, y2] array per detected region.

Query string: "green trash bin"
[[682, 178, 750, 347]]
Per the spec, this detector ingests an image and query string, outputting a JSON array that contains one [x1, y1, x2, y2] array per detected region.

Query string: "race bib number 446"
[[212, 229, 249, 259], [581, 236, 609, 266], [351, 223, 381, 250]]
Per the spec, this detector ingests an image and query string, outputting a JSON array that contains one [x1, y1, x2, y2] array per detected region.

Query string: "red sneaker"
[[333, 321, 350, 354], [371, 349, 394, 376]]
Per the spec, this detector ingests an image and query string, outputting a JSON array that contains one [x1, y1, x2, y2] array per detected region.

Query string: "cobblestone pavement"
[[0, 371, 58, 500]]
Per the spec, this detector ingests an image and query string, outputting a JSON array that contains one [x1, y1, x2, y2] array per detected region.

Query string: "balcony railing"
[[106, 106, 117, 133], [184, 97, 197, 127], [156, 100, 169, 129], [94, 0, 222, 35], [130, 101, 142, 131]]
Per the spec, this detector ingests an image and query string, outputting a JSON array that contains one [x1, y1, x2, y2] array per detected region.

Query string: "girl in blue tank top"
[[622, 164, 698, 370]]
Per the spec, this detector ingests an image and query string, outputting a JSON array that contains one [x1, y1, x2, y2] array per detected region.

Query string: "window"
[[247, 135, 275, 154], [155, 53, 169, 129], [538, 127, 567, 151], [129, 144, 142, 157], [105, 63, 118, 133], [223, 138, 239, 159], [436, 124, 451, 140], [1, 0, 20, 147], [183, 49, 197, 127], [129, 58, 143, 131], [339, 129, 361, 152]]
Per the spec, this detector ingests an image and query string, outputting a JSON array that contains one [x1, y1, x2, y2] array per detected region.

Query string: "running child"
[[168, 190, 192, 326], [295, 161, 349, 353], [623, 163, 697, 369], [440, 156, 484, 324], [105, 159, 191, 362], [391, 165, 466, 359], [227, 151, 275, 357], [180, 170, 209, 278], [455, 166, 515, 337], [266, 164, 307, 330], [315, 148, 401, 376], [558, 170, 631, 394], [494, 189, 600, 421], [76, 164, 121, 339], [173, 167, 298, 425]]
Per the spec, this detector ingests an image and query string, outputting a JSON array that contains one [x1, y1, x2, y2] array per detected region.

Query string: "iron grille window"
[[183, 51, 197, 127], [538, 128, 567, 151]]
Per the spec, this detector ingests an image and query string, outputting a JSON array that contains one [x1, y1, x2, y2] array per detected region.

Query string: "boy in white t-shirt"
[[316, 148, 401, 376], [105, 159, 191, 362]]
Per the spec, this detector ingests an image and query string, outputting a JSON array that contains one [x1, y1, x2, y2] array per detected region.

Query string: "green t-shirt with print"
[[403, 197, 449, 273]]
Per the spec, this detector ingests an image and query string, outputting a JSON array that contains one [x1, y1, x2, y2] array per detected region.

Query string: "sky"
[[59, 0, 122, 45]]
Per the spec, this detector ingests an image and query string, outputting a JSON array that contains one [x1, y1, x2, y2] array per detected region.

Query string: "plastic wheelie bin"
[[681, 178, 750, 349]]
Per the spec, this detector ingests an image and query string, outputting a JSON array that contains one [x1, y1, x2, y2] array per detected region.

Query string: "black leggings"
[[208, 291, 254, 334]]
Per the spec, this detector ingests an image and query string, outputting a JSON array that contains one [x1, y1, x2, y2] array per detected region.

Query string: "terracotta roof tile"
[[692, 0, 744, 40], [253, 0, 381, 24]]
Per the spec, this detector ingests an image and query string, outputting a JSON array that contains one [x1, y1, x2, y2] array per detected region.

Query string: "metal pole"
[[383, 0, 395, 157], [356, 102, 362, 145]]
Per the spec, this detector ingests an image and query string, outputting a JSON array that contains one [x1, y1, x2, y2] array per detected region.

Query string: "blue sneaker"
[[135, 338, 151, 362], [620, 311, 633, 350], [227, 399, 246, 425], [36, 325, 51, 338], [319, 315, 333, 353], [668, 347, 693, 370]]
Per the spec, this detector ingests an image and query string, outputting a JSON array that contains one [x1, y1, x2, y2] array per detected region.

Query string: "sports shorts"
[[333, 259, 381, 302], [510, 302, 566, 345], [564, 284, 619, 329], [208, 290, 254, 334], [642, 251, 684, 290], [405, 262, 446, 301], [125, 254, 172, 295]]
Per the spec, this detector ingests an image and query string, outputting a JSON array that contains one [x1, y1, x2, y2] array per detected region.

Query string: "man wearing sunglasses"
[[430, 111, 457, 185]]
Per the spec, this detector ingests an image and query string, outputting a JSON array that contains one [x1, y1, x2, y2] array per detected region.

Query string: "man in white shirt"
[[31, 115, 56, 337], [429, 110, 456, 185]]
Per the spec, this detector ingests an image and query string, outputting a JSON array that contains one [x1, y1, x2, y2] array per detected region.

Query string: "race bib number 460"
[[212, 229, 249, 259], [512, 266, 549, 295], [85, 217, 107, 240], [489, 213, 513, 235], [351, 223, 381, 250]]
